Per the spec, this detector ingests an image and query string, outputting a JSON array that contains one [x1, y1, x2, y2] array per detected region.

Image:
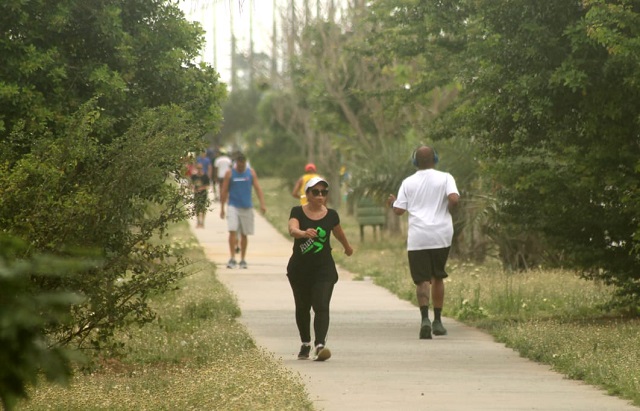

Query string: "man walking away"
[[387, 146, 459, 339]]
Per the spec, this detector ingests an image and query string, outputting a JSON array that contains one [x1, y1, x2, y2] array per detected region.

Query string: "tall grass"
[[261, 177, 640, 407], [18, 220, 313, 411]]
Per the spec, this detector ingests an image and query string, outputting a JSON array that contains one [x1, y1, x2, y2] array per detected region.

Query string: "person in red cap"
[[291, 163, 320, 205]]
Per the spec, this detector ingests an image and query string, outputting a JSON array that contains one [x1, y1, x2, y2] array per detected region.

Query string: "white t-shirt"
[[214, 155, 232, 179], [394, 169, 459, 250]]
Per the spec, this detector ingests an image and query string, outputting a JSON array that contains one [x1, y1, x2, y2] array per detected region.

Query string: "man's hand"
[[386, 194, 397, 208]]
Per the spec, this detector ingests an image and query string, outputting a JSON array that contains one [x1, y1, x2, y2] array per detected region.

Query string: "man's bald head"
[[415, 146, 437, 169]]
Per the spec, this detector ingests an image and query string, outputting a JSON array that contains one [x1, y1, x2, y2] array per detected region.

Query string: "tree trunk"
[[230, 4, 238, 89], [249, 0, 255, 87], [271, 0, 278, 81]]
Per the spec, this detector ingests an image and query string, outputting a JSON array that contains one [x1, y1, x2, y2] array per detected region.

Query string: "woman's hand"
[[344, 245, 353, 256], [303, 228, 317, 238]]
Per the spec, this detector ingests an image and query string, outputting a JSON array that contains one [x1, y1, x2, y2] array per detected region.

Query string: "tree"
[[0, 0, 226, 351], [289, 1, 483, 249], [436, 0, 640, 310]]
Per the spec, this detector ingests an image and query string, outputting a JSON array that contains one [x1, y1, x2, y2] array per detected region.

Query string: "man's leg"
[[431, 277, 444, 309], [239, 234, 248, 261], [228, 231, 238, 259], [431, 247, 449, 335], [238, 209, 253, 266], [409, 250, 434, 340], [431, 277, 447, 335], [416, 281, 433, 339], [225, 231, 238, 268], [416, 281, 431, 307]]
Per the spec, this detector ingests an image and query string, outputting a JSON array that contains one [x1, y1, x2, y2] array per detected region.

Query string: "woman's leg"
[[311, 281, 335, 346], [289, 279, 312, 343]]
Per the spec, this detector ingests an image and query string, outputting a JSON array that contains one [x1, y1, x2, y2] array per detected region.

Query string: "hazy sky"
[[179, 1, 349, 84], [179, 1, 276, 83]]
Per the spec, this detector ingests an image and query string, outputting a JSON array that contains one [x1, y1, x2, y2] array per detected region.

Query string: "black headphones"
[[411, 146, 439, 167]]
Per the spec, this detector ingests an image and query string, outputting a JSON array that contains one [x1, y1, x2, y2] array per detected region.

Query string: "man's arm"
[[251, 169, 267, 214], [448, 193, 460, 211], [292, 177, 303, 199], [386, 194, 406, 216]]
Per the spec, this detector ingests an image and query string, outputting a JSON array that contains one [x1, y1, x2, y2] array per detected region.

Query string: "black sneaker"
[[419, 318, 432, 339], [313, 344, 331, 361], [298, 344, 311, 360], [432, 320, 447, 336]]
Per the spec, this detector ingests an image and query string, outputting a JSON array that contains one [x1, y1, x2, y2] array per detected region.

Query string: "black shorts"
[[407, 247, 450, 284]]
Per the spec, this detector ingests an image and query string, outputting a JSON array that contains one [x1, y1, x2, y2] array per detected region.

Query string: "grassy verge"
[[18, 219, 313, 411], [260, 177, 640, 407]]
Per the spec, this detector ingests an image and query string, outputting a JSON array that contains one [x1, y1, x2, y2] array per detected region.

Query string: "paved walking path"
[[190, 210, 638, 411]]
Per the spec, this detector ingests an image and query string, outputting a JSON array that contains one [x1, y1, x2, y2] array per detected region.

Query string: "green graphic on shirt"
[[300, 226, 328, 254]]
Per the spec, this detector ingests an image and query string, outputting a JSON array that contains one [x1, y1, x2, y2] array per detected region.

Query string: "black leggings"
[[289, 280, 335, 346]]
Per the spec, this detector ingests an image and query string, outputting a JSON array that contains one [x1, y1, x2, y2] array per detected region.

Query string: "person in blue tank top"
[[219, 153, 266, 269]]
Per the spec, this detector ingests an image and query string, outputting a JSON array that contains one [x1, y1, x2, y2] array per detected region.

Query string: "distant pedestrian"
[[291, 163, 320, 206], [191, 163, 211, 228], [213, 151, 232, 202], [207, 146, 219, 200], [181, 153, 197, 187], [197, 151, 213, 191], [387, 146, 459, 339], [219, 153, 266, 269], [287, 176, 353, 361]]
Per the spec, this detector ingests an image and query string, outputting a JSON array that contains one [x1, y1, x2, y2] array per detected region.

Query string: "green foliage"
[[426, 0, 640, 309], [0, 101, 205, 351], [0, 235, 85, 411], [218, 88, 261, 144], [286, 2, 492, 259], [0, 0, 226, 353], [246, 0, 639, 309], [0, 0, 222, 152]]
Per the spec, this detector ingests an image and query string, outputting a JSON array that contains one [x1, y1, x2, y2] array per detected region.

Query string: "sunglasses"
[[310, 189, 329, 197]]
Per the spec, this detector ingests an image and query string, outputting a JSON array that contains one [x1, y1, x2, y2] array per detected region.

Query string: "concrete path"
[[190, 209, 638, 411]]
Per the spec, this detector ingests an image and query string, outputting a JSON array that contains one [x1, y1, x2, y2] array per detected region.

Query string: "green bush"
[[0, 236, 85, 410], [0, 0, 226, 353]]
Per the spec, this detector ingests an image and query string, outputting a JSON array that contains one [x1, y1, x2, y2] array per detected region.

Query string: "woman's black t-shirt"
[[286, 206, 340, 284]]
